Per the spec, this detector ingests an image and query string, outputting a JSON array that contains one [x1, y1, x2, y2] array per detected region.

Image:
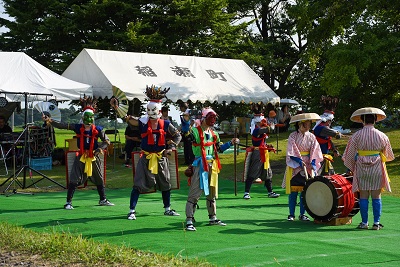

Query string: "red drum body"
[[303, 174, 360, 221]]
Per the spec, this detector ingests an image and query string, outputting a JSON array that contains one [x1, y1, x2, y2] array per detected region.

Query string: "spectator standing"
[[122, 124, 141, 165], [276, 105, 291, 132], [0, 115, 12, 134], [179, 102, 195, 165]]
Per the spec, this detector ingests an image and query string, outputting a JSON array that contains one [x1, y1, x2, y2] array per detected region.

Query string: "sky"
[[0, 1, 9, 33]]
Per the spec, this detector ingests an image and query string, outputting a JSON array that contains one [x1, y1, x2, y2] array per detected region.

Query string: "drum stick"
[[303, 164, 309, 180]]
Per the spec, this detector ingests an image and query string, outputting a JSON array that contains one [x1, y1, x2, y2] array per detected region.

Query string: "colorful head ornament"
[[313, 96, 339, 129], [79, 95, 97, 125], [144, 85, 170, 119]]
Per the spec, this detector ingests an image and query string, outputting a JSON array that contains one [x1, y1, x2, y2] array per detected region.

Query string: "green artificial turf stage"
[[1, 178, 399, 267]]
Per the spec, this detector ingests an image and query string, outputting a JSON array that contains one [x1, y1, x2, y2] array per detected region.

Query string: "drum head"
[[303, 176, 338, 221]]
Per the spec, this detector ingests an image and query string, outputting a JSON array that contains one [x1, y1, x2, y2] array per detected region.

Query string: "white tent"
[[62, 48, 279, 104], [0, 52, 92, 102]]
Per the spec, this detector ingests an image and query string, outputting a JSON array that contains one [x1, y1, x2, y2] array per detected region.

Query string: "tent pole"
[[234, 127, 237, 196], [112, 113, 117, 169]]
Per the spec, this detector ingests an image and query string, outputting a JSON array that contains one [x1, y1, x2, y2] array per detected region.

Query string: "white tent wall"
[[0, 52, 92, 102], [62, 49, 279, 104]]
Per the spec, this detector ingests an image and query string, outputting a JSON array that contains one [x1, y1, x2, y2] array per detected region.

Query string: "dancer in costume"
[[126, 86, 182, 220], [342, 107, 394, 230], [282, 113, 323, 221], [312, 96, 342, 175], [43, 96, 114, 210], [185, 107, 239, 231], [243, 104, 280, 200]]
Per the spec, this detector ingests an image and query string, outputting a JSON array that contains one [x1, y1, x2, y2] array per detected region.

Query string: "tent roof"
[[62, 49, 279, 104], [0, 52, 92, 102]]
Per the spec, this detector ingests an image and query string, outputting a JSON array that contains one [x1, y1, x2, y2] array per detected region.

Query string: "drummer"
[[282, 113, 323, 221], [342, 107, 394, 230]]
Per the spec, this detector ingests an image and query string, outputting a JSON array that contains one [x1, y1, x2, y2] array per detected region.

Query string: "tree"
[[306, 1, 400, 125], [0, 0, 142, 72], [229, 0, 400, 125]]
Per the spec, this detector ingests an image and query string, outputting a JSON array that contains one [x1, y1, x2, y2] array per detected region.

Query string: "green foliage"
[[126, 0, 247, 58]]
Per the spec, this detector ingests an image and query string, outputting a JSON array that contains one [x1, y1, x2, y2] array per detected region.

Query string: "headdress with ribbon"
[[313, 96, 339, 130], [79, 95, 98, 125], [141, 85, 170, 122], [79, 95, 98, 113]]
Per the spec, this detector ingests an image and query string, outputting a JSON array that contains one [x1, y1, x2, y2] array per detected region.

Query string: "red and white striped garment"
[[282, 131, 323, 188], [342, 125, 394, 192]]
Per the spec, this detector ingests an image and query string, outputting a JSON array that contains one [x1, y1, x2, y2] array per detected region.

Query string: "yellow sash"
[[210, 160, 220, 198], [264, 150, 270, 169], [358, 150, 389, 181], [80, 154, 96, 177], [323, 154, 333, 173], [285, 166, 293, 194], [144, 150, 164, 174]]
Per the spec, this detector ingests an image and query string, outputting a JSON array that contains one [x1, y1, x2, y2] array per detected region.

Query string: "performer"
[[43, 96, 114, 210], [179, 102, 195, 165], [312, 96, 342, 175], [282, 113, 323, 221], [243, 104, 280, 200], [125, 86, 182, 220], [342, 107, 394, 230], [185, 107, 239, 231]]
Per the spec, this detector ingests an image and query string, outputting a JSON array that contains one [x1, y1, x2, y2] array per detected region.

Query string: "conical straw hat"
[[350, 107, 386, 123], [289, 113, 321, 124]]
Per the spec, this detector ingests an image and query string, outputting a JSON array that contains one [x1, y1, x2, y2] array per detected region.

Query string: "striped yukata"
[[342, 125, 394, 192], [282, 131, 323, 189], [282, 130, 323, 219]]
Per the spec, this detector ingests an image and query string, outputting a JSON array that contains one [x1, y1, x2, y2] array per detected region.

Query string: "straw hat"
[[289, 113, 321, 124], [350, 107, 386, 123]]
